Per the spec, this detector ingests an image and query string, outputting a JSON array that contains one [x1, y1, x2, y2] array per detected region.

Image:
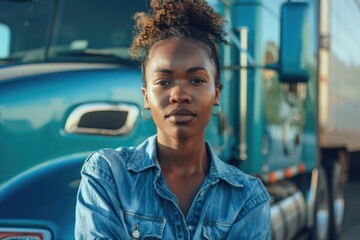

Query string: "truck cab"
[[1, 0, 355, 239], [0, 0, 154, 238]]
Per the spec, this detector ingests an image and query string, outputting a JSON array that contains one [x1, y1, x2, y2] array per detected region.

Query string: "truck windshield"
[[0, 0, 148, 64]]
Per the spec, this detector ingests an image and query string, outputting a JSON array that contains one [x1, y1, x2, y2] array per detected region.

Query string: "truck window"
[[0, 0, 148, 64], [48, 0, 148, 62], [0, 0, 53, 63]]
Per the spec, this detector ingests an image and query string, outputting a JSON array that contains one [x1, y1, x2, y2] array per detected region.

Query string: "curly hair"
[[130, 0, 228, 86]]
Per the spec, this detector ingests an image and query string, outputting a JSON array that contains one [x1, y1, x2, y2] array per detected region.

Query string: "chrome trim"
[[307, 168, 319, 228], [270, 190, 306, 240], [282, 113, 302, 156], [64, 103, 139, 136], [0, 227, 52, 240], [239, 27, 248, 160]]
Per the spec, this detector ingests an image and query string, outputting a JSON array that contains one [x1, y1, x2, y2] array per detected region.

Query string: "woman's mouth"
[[165, 108, 197, 124]]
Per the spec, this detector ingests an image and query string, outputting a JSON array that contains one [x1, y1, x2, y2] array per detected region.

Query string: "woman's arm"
[[226, 180, 271, 240], [75, 153, 129, 239]]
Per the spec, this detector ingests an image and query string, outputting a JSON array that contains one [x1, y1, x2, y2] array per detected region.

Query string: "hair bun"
[[130, 0, 228, 60]]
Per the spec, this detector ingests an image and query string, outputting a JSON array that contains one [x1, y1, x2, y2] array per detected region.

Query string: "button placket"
[[186, 189, 207, 239], [174, 210, 184, 239]]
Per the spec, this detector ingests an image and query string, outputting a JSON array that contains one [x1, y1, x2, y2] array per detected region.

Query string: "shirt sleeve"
[[75, 151, 129, 239], [225, 180, 271, 240]]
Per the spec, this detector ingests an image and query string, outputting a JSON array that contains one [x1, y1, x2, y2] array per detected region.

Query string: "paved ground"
[[339, 177, 360, 240]]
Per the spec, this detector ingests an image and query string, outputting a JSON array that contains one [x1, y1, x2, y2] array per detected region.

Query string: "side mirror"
[[0, 23, 10, 58], [279, 2, 310, 83]]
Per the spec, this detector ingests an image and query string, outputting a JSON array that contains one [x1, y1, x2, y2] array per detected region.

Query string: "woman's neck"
[[156, 134, 209, 177]]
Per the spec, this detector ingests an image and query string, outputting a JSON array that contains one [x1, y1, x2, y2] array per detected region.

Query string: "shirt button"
[[188, 225, 194, 231], [132, 225, 140, 239], [132, 229, 140, 238]]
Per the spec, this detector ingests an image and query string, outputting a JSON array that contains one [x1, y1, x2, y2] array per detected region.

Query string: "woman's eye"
[[156, 80, 171, 86], [190, 78, 205, 85]]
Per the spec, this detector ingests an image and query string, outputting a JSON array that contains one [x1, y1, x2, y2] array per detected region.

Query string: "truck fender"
[[0, 153, 89, 239]]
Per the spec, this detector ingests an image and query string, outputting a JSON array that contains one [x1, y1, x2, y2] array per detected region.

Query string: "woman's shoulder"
[[80, 147, 136, 177], [81, 136, 157, 175], [208, 149, 266, 195], [219, 160, 267, 191], [212, 157, 269, 203]]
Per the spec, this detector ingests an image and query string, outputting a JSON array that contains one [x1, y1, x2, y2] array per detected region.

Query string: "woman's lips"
[[165, 108, 196, 123]]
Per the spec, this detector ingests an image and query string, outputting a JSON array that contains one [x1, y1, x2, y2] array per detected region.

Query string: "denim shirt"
[[75, 135, 271, 239]]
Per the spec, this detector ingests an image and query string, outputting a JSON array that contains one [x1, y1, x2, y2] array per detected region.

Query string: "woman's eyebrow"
[[186, 66, 207, 74], [152, 66, 207, 74], [153, 67, 173, 74]]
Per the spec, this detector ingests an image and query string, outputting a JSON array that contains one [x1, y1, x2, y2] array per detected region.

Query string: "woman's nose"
[[169, 84, 192, 104]]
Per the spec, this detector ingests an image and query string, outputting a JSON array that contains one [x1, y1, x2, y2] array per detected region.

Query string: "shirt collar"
[[126, 135, 244, 188], [206, 142, 244, 188], [126, 135, 159, 172]]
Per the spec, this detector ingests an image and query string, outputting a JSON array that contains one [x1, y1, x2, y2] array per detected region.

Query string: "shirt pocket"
[[202, 221, 231, 240], [123, 210, 166, 240]]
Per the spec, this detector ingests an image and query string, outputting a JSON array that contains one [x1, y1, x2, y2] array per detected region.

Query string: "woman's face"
[[142, 39, 220, 140]]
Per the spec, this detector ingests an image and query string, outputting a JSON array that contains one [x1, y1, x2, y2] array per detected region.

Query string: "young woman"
[[75, 0, 270, 239]]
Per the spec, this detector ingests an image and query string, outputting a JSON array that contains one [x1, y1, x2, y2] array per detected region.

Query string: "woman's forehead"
[[146, 39, 215, 72]]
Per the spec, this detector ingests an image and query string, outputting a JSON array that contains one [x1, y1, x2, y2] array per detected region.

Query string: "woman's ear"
[[141, 87, 149, 108], [214, 84, 222, 105]]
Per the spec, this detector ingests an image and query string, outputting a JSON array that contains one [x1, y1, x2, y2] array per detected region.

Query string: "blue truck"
[[1, 0, 359, 239]]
